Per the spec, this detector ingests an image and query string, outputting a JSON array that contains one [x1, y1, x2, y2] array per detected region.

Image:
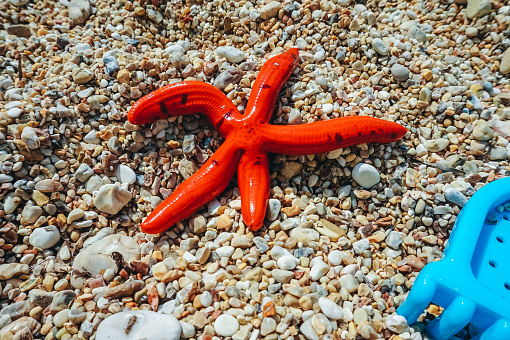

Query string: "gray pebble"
[[213, 67, 244, 91], [103, 55, 119, 75], [391, 64, 410, 82], [372, 38, 389, 55]]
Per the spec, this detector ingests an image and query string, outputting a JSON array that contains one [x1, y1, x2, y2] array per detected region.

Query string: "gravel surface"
[[0, 0, 509, 339]]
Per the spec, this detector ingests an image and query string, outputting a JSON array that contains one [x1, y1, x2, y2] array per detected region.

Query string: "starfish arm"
[[140, 140, 242, 234], [237, 151, 270, 231], [243, 48, 300, 123], [128, 81, 241, 137], [262, 117, 407, 155]]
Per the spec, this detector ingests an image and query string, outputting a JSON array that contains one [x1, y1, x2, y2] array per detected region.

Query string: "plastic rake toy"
[[128, 48, 407, 234], [397, 176, 510, 340]]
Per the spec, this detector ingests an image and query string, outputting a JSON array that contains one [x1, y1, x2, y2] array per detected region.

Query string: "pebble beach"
[[0, 0, 510, 338]]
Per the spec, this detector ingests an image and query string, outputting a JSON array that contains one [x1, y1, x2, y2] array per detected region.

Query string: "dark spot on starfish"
[[247, 128, 252, 133], [254, 160, 261, 165], [334, 133, 344, 144], [327, 134, 332, 142], [159, 102, 168, 115], [224, 111, 232, 119], [261, 84, 271, 89], [358, 132, 362, 136], [391, 132, 397, 139], [217, 117, 225, 129], [212, 160, 219, 166], [371, 130, 376, 135], [181, 93, 188, 105]]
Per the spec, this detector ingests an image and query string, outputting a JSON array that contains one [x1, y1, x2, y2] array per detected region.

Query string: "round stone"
[[391, 64, 410, 82], [352, 163, 380, 189], [214, 314, 239, 337], [340, 274, 359, 293], [199, 291, 212, 307], [29, 226, 60, 249], [328, 250, 343, 266], [277, 255, 298, 270]]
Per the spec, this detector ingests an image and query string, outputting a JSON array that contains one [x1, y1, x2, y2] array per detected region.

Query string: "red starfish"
[[128, 48, 407, 234]]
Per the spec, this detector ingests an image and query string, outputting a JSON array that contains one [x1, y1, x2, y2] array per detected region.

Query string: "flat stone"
[[115, 165, 136, 184], [7, 24, 31, 37], [75, 163, 94, 182], [315, 219, 346, 241], [386, 314, 410, 333], [501, 48, 510, 75], [0, 263, 29, 280], [178, 159, 198, 179], [35, 179, 64, 192], [0, 300, 31, 320], [472, 120, 494, 141], [101, 280, 144, 300], [72, 234, 140, 275], [281, 161, 302, 179], [72, 67, 94, 84], [260, 317, 277, 336], [424, 139, 449, 152], [94, 184, 132, 215], [96, 310, 181, 340], [50, 290, 76, 313], [466, 0, 491, 18], [22, 205, 43, 224], [272, 269, 294, 283], [68, 0, 91, 26], [260, 1, 281, 20], [213, 67, 244, 91], [29, 225, 60, 249], [29, 289, 54, 307], [277, 255, 298, 270], [215, 46, 246, 63], [385, 231, 402, 250]]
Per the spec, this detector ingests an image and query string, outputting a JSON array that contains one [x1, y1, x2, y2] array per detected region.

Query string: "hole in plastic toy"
[[505, 283, 510, 290], [497, 236, 504, 243], [489, 260, 497, 268], [504, 215, 509, 221]]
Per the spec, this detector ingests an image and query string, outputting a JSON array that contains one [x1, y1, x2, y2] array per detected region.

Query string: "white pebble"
[[352, 163, 380, 189], [319, 297, 344, 320], [214, 314, 239, 337]]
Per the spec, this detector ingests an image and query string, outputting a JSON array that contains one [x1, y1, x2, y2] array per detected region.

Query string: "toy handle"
[[443, 177, 510, 264]]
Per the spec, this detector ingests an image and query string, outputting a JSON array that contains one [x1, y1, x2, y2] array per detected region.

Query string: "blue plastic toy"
[[397, 177, 510, 340]]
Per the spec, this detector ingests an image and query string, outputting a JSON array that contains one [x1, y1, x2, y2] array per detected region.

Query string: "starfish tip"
[[395, 124, 408, 139], [287, 47, 300, 58]]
